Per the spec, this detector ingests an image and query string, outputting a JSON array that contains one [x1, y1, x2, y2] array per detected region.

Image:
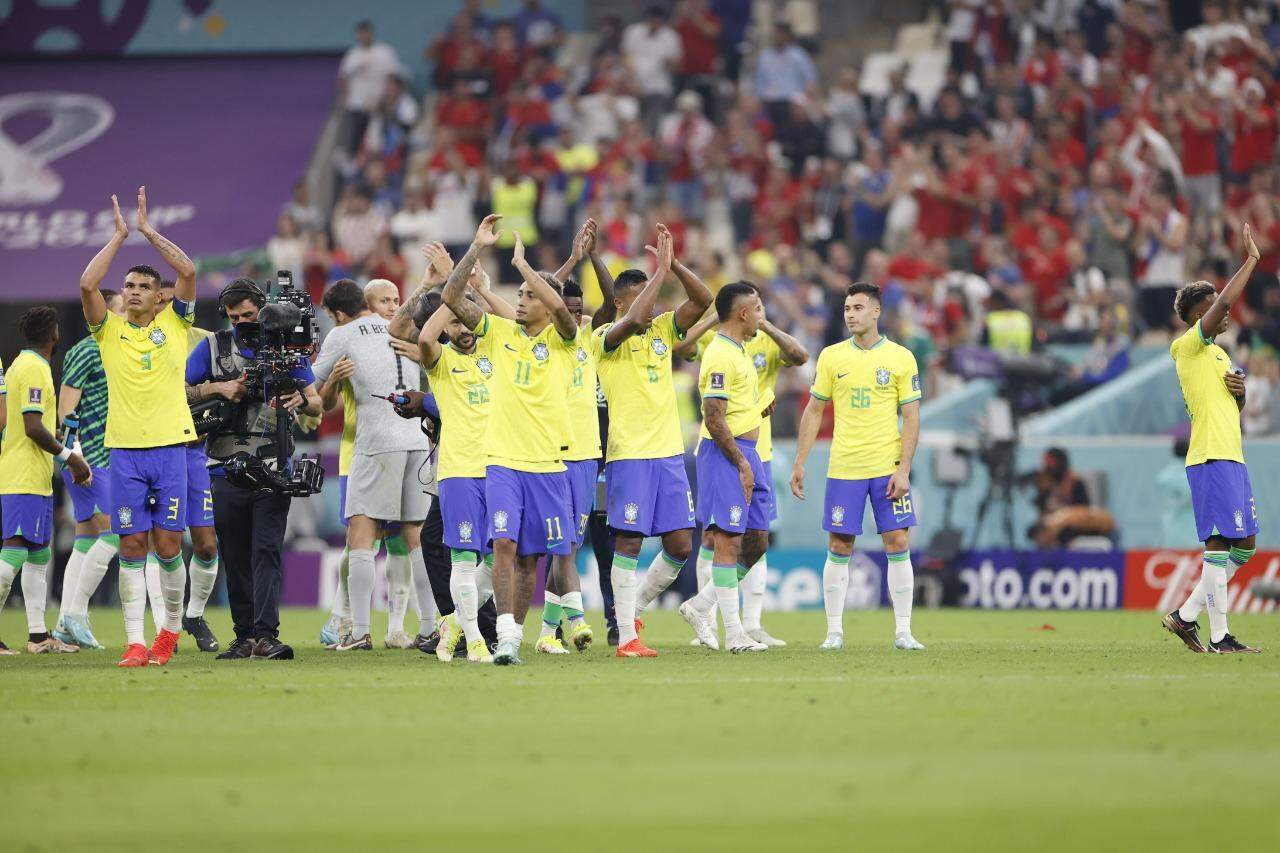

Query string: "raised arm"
[[442, 214, 502, 331], [513, 231, 577, 340], [1201, 223, 1261, 337], [80, 194, 128, 326], [759, 317, 809, 366], [584, 221, 617, 329], [672, 310, 717, 361], [603, 225, 673, 351], [136, 186, 195, 303], [789, 394, 829, 500], [669, 243, 714, 334], [390, 243, 451, 342], [551, 221, 588, 283], [417, 300, 451, 369]]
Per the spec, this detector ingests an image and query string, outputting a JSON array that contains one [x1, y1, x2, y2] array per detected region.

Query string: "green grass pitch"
[[2, 607, 1277, 851]]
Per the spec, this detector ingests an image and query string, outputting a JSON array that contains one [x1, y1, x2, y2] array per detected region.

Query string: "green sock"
[[0, 546, 28, 574], [712, 563, 738, 588], [386, 535, 409, 556], [541, 593, 563, 631]]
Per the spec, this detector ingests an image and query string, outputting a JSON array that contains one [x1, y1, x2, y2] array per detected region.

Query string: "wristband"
[[57, 446, 73, 462]]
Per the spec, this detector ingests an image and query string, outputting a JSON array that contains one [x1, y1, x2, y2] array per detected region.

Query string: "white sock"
[[690, 572, 719, 613], [384, 550, 411, 636], [887, 551, 914, 635], [410, 547, 435, 635], [637, 550, 684, 613], [451, 551, 481, 644], [57, 542, 89, 623], [156, 554, 186, 633], [823, 551, 850, 634], [477, 556, 494, 605], [1178, 577, 1207, 622], [695, 545, 718, 627], [69, 535, 117, 615], [0, 561, 16, 615], [561, 590, 584, 625], [330, 547, 350, 621], [612, 552, 639, 644], [144, 553, 165, 634], [741, 555, 767, 633], [119, 560, 147, 645], [711, 564, 743, 637], [185, 555, 218, 618], [540, 592, 562, 638], [496, 612, 520, 645], [347, 549, 376, 638], [22, 552, 51, 634], [1202, 551, 1230, 643]]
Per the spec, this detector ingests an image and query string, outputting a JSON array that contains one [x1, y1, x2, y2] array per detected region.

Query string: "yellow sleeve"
[[90, 309, 120, 341], [657, 311, 685, 342], [163, 299, 195, 329], [474, 313, 496, 340], [897, 350, 921, 405], [699, 345, 731, 400], [811, 349, 833, 400], [14, 363, 46, 414], [1173, 323, 1208, 358]]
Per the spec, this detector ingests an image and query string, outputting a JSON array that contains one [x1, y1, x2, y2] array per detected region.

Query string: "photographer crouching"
[[185, 276, 323, 660]]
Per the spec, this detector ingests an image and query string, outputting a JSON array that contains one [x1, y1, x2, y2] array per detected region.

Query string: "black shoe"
[[417, 630, 441, 654], [455, 635, 467, 655], [215, 637, 255, 660], [1207, 633, 1261, 654], [607, 626, 619, 647], [182, 615, 220, 652], [250, 636, 295, 660], [1161, 610, 1205, 653]]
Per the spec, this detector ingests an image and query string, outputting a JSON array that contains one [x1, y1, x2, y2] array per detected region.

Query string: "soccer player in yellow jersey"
[[442, 214, 579, 665], [675, 304, 809, 648], [0, 308, 92, 655], [676, 283, 772, 653], [592, 225, 713, 657], [791, 282, 925, 652], [1161, 224, 1263, 655], [80, 187, 199, 668]]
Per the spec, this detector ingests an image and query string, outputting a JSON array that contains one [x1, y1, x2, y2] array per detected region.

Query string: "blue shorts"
[[186, 445, 214, 528], [565, 459, 598, 546], [605, 455, 694, 536], [439, 476, 489, 555], [761, 459, 778, 523], [694, 438, 770, 535], [62, 465, 111, 523], [109, 446, 187, 535], [1, 493, 55, 546], [823, 475, 918, 536], [1187, 460, 1259, 542], [485, 465, 572, 557]]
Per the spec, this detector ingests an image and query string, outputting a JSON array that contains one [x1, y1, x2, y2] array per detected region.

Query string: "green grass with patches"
[[1, 608, 1277, 851]]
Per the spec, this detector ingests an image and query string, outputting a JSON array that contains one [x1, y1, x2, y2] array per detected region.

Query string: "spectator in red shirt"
[[1231, 79, 1277, 179], [674, 0, 720, 78], [488, 22, 528, 98], [1021, 224, 1073, 321], [436, 78, 491, 146]]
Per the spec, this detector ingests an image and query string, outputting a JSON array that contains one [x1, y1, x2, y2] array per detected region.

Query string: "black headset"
[[217, 278, 268, 317]]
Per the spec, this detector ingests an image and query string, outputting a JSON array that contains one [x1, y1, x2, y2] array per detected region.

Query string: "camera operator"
[[185, 279, 322, 660]]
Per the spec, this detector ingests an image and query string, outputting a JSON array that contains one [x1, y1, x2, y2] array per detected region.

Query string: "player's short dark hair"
[[614, 268, 648, 296], [715, 281, 758, 322], [126, 264, 161, 287], [1174, 280, 1216, 324], [846, 281, 882, 303], [322, 279, 366, 318], [18, 306, 58, 346], [562, 278, 583, 300]]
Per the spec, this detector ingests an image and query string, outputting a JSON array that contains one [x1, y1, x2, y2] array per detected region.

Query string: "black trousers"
[[212, 477, 291, 640], [588, 510, 616, 629], [422, 495, 497, 645]]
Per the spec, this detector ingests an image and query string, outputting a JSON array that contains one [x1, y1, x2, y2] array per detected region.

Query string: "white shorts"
[[345, 449, 431, 522]]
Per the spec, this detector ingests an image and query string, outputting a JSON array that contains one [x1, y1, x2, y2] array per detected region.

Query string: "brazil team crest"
[[875, 368, 890, 386], [753, 353, 767, 370], [729, 505, 743, 526], [1234, 509, 1244, 531], [831, 505, 846, 525], [117, 506, 133, 528], [623, 502, 639, 524], [477, 356, 493, 376], [652, 338, 668, 356], [493, 510, 508, 533], [532, 342, 549, 361], [458, 521, 474, 543], [149, 328, 167, 346], [576, 347, 588, 362]]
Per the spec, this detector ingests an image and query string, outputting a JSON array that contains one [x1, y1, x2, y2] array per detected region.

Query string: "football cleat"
[[1207, 634, 1260, 654], [570, 621, 594, 652], [0, 640, 18, 655], [435, 614, 461, 662], [319, 616, 342, 648], [1161, 611, 1205, 653], [492, 640, 522, 665], [118, 643, 149, 668], [726, 633, 768, 653], [747, 628, 787, 647], [147, 629, 180, 665], [183, 615, 220, 652], [615, 638, 658, 658], [466, 639, 492, 663], [606, 625, 619, 646], [894, 632, 925, 651], [819, 632, 844, 651], [61, 614, 105, 649], [384, 631, 415, 649], [52, 618, 76, 646], [334, 633, 373, 651], [679, 601, 719, 650], [27, 636, 79, 654], [536, 635, 570, 654]]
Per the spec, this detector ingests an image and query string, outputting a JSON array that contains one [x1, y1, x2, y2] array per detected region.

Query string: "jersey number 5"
[[140, 352, 153, 371]]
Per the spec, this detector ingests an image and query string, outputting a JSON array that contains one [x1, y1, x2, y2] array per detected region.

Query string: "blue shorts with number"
[[822, 475, 918, 536], [110, 446, 188, 535]]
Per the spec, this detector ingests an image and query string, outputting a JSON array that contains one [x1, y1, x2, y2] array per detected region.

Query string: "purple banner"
[[0, 56, 336, 299]]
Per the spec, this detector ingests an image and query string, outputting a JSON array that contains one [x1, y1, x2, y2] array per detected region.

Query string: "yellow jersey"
[[698, 333, 760, 440], [565, 324, 601, 461], [425, 336, 497, 480], [745, 333, 783, 462], [0, 351, 56, 495], [92, 301, 197, 448], [338, 381, 357, 476], [1171, 321, 1243, 467], [476, 313, 574, 473], [592, 311, 686, 461], [811, 335, 920, 480]]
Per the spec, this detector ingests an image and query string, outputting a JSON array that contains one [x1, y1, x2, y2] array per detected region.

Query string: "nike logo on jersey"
[[451, 368, 466, 373], [504, 344, 518, 353], [837, 372, 848, 378]]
